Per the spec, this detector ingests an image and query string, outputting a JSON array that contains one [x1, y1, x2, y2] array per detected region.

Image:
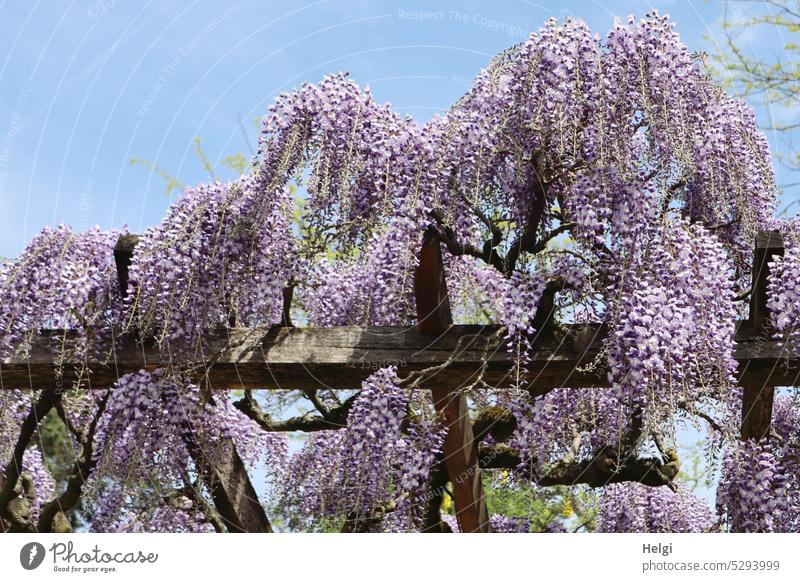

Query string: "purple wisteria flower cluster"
[[274, 368, 442, 531], [511, 387, 630, 474], [716, 395, 800, 532], [597, 483, 714, 532], [0, 225, 120, 362], [127, 176, 296, 347], [607, 220, 737, 428], [88, 369, 286, 532], [767, 222, 800, 333]]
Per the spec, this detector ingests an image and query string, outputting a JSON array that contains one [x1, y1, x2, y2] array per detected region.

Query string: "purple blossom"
[[598, 483, 714, 532]]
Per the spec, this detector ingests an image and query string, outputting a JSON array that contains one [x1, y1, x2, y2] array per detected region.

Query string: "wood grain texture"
[[183, 433, 273, 533], [432, 386, 491, 532], [4, 323, 800, 392], [415, 230, 490, 533]]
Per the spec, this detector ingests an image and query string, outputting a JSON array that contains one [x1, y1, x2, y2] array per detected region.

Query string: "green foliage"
[[129, 157, 186, 196], [193, 137, 218, 181], [710, 0, 800, 209], [131, 133, 253, 194], [480, 472, 597, 532], [37, 411, 72, 484], [675, 440, 710, 493], [221, 153, 248, 175]]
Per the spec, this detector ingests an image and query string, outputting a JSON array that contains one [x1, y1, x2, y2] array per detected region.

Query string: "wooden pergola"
[[1, 230, 796, 533]]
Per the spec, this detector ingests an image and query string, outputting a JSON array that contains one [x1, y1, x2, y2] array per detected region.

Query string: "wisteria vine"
[[2, 12, 800, 533]]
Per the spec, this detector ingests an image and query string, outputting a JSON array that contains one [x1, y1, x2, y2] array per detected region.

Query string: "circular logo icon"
[[20, 542, 46, 570]]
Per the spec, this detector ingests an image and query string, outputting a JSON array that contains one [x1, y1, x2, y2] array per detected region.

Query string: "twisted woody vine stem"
[[2, 12, 800, 532]]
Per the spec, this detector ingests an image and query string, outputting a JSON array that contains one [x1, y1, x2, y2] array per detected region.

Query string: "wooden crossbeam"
[[415, 229, 490, 533], [740, 230, 785, 441], [5, 323, 800, 392], [4, 232, 792, 396]]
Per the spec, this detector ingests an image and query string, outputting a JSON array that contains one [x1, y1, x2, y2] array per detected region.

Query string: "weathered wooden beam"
[[415, 230, 490, 533], [4, 231, 800, 395], [0, 324, 606, 391], [431, 386, 491, 532], [414, 229, 453, 334], [740, 230, 784, 441], [5, 322, 800, 391]]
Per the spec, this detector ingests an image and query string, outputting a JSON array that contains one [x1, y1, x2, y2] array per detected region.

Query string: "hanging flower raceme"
[[767, 225, 800, 334], [274, 368, 443, 531], [439, 16, 600, 239], [88, 369, 287, 532], [126, 176, 296, 347], [301, 194, 430, 327], [0, 225, 120, 362], [607, 220, 737, 427], [90, 487, 214, 534], [497, 255, 590, 388], [444, 255, 508, 324], [597, 483, 714, 532], [716, 440, 791, 532], [716, 395, 800, 533], [302, 257, 368, 326], [489, 515, 534, 533], [511, 388, 631, 476], [257, 73, 416, 248]]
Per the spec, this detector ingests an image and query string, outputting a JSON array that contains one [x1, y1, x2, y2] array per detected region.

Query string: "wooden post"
[[740, 230, 784, 441], [414, 229, 453, 334], [414, 229, 490, 533], [113, 234, 140, 298], [180, 432, 273, 532]]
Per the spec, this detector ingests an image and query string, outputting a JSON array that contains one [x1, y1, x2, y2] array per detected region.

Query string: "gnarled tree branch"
[[0, 390, 58, 532], [234, 390, 358, 432], [37, 390, 110, 532], [478, 444, 680, 490]]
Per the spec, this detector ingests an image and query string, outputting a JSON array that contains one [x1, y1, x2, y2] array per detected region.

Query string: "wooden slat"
[[414, 229, 453, 334], [415, 230, 490, 533], [740, 230, 784, 440], [431, 386, 491, 533], [0, 324, 606, 391], [3, 230, 800, 398]]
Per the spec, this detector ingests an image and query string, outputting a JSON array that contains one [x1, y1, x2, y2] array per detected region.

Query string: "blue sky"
[[0, 0, 794, 259]]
